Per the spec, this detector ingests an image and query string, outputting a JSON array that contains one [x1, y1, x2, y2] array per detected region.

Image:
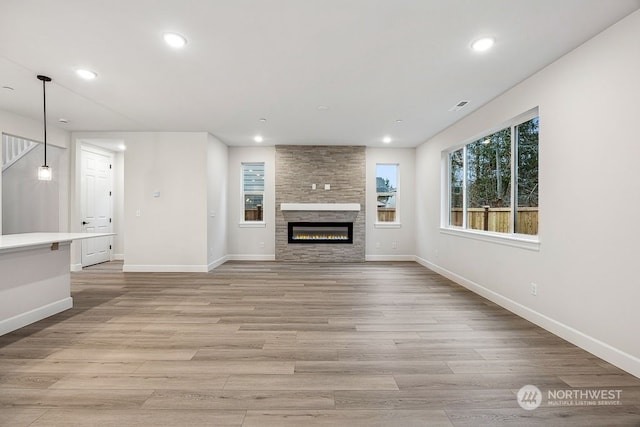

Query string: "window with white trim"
[[376, 163, 398, 223], [242, 162, 264, 222], [447, 110, 538, 236]]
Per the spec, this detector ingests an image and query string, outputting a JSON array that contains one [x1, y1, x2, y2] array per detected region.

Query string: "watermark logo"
[[547, 388, 623, 407], [517, 385, 624, 410], [517, 384, 542, 410]]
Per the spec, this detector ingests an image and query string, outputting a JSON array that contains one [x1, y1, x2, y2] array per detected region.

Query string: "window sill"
[[440, 227, 540, 251], [239, 222, 266, 228], [374, 223, 402, 229]]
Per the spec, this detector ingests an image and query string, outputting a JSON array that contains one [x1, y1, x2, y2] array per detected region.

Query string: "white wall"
[[227, 146, 275, 260], [112, 150, 125, 260], [207, 133, 228, 269], [124, 132, 209, 271], [2, 144, 65, 234], [0, 108, 70, 236], [415, 10, 640, 377], [366, 147, 416, 260], [0, 109, 69, 150]]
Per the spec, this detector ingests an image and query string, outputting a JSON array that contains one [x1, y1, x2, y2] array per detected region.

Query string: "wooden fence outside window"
[[450, 207, 538, 235]]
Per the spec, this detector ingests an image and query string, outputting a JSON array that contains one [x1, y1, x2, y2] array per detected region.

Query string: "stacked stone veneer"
[[276, 145, 365, 262]]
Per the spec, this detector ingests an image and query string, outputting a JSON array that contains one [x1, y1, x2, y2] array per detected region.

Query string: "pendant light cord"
[[42, 78, 47, 167], [37, 75, 51, 168]]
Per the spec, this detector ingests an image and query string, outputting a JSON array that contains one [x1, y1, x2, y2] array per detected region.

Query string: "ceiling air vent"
[[449, 100, 470, 112]]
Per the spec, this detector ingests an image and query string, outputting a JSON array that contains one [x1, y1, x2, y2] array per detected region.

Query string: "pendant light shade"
[[37, 165, 51, 180], [37, 74, 52, 181]]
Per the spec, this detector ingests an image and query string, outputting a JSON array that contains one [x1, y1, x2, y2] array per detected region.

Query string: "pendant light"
[[37, 74, 52, 181]]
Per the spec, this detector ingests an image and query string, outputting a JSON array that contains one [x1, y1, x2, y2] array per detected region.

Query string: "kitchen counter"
[[0, 232, 114, 335]]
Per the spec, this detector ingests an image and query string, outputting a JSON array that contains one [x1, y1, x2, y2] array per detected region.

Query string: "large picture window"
[[447, 111, 538, 236], [376, 164, 398, 223], [242, 162, 264, 222]]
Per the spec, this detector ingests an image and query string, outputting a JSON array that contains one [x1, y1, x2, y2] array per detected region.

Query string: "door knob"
[[82, 221, 89, 225]]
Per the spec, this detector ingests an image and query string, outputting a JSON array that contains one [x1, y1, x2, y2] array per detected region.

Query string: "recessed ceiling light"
[[76, 69, 97, 80], [259, 118, 267, 122], [317, 105, 329, 111], [2, 85, 14, 91], [58, 118, 69, 124], [254, 135, 263, 143], [383, 136, 392, 144], [119, 144, 127, 151], [471, 37, 495, 52], [395, 119, 403, 123], [163, 32, 187, 48]]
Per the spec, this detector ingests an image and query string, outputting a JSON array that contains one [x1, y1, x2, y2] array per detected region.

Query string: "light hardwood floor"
[[1, 261, 639, 426]]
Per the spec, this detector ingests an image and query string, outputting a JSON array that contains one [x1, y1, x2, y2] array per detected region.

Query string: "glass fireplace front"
[[288, 222, 353, 244]]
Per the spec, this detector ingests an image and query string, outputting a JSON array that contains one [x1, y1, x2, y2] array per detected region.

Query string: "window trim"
[[375, 163, 400, 225], [374, 223, 402, 229], [239, 222, 266, 228], [440, 226, 540, 251], [443, 108, 539, 244], [240, 162, 265, 225]]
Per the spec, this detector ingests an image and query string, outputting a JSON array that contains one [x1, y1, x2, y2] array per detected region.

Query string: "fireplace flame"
[[293, 234, 349, 240]]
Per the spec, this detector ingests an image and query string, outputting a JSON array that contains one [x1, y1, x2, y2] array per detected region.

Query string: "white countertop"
[[280, 203, 360, 211], [0, 232, 115, 252]]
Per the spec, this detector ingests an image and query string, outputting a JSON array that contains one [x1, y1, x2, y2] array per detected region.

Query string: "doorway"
[[80, 145, 114, 267]]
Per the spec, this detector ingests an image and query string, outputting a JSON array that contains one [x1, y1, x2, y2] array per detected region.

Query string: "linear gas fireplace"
[[288, 222, 353, 244]]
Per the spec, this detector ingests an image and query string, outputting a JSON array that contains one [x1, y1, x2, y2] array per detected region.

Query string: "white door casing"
[[81, 146, 113, 267]]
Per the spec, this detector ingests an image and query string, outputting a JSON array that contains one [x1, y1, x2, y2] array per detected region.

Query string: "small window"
[[242, 163, 264, 222], [376, 164, 398, 222]]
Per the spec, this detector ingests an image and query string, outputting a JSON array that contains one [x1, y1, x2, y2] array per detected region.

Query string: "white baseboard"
[[226, 254, 276, 261], [366, 254, 416, 262], [208, 255, 230, 271], [0, 297, 73, 336], [73, 255, 123, 271], [414, 256, 640, 379], [122, 264, 209, 273]]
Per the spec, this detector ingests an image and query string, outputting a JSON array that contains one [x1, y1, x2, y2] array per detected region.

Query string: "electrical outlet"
[[259, 242, 265, 248], [530, 283, 538, 296], [375, 242, 380, 249], [391, 241, 397, 249]]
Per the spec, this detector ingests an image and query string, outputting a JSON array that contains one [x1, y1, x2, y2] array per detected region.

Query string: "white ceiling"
[[1, 0, 639, 148]]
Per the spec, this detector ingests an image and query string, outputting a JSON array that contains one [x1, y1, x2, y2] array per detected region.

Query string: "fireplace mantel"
[[280, 203, 360, 211]]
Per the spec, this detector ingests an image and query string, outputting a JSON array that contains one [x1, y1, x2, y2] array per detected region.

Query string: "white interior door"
[[81, 146, 113, 267]]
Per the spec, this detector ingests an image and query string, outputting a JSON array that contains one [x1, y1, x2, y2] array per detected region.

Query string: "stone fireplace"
[[276, 146, 365, 262]]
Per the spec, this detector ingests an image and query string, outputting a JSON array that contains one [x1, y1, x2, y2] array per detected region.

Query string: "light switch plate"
[[324, 184, 330, 190]]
